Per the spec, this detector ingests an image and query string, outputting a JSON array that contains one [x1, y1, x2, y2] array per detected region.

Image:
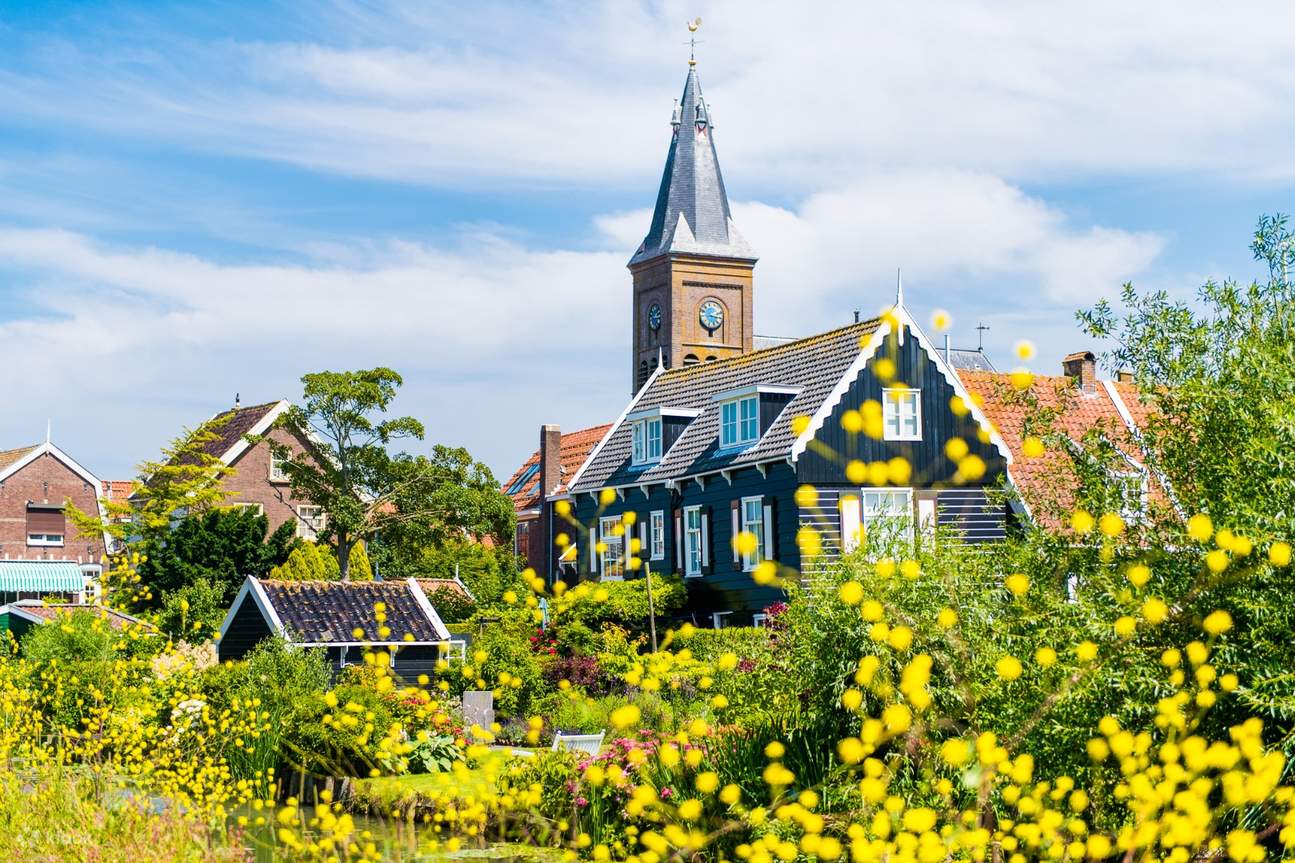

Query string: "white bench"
[[551, 731, 605, 755]]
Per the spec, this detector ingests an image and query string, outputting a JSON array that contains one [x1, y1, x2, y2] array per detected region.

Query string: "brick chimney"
[[1062, 351, 1098, 393], [1117, 370, 1134, 384], [539, 424, 562, 500]]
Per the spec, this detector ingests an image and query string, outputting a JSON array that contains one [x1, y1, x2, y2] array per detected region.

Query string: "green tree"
[[138, 507, 296, 605], [268, 542, 340, 581], [67, 417, 235, 549], [377, 537, 517, 605], [264, 368, 424, 579], [347, 540, 373, 582]]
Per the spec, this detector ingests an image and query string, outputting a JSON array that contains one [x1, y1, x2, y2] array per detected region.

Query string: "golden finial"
[[687, 17, 702, 65]]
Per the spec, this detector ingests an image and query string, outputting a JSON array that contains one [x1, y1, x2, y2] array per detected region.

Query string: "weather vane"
[[686, 17, 703, 64]]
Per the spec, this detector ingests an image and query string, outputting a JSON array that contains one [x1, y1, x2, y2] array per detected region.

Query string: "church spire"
[[629, 61, 756, 266]]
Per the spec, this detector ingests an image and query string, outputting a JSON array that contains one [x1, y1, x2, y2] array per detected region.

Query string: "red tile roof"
[[6, 603, 150, 632], [501, 424, 612, 511], [101, 480, 136, 501], [416, 578, 474, 603], [959, 370, 1166, 529]]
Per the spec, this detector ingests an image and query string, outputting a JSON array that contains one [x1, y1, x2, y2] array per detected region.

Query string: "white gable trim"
[[568, 363, 667, 493], [407, 577, 452, 641], [217, 576, 286, 643], [218, 400, 292, 466], [0, 440, 114, 554], [894, 303, 1014, 465], [789, 322, 891, 461]]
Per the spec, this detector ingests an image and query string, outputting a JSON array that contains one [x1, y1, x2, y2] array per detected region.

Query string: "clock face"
[[699, 300, 724, 332], [647, 303, 662, 331]]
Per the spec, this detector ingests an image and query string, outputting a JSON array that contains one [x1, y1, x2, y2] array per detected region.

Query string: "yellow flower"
[[837, 737, 865, 764], [1202, 610, 1233, 636], [710, 694, 729, 710], [1141, 598, 1168, 624], [1070, 510, 1095, 534], [1187, 513, 1213, 542], [861, 600, 885, 622], [940, 738, 970, 766], [794, 484, 818, 508], [1076, 641, 1098, 662], [937, 608, 958, 629], [1099, 512, 1124, 537], [1205, 549, 1229, 573], [1114, 616, 1137, 638], [931, 309, 952, 331], [719, 784, 741, 805], [838, 581, 864, 606], [695, 772, 719, 794], [764, 741, 785, 759], [1127, 564, 1151, 587], [841, 689, 863, 711], [610, 704, 641, 729], [887, 626, 913, 651], [996, 656, 1023, 681], [717, 652, 738, 672], [1034, 646, 1057, 668], [1022, 436, 1045, 458], [1005, 573, 1029, 597], [676, 799, 702, 821], [1269, 541, 1292, 567]]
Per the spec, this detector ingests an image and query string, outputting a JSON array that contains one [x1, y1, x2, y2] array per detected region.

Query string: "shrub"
[[550, 575, 687, 631]]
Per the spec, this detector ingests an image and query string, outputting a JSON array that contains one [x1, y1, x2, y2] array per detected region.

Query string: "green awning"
[[0, 561, 85, 593]]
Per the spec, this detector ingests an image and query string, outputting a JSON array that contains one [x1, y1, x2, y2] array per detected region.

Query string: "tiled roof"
[[416, 578, 474, 603], [502, 424, 612, 511], [101, 480, 136, 501], [948, 349, 997, 372], [571, 318, 883, 492], [958, 370, 1164, 528], [257, 579, 446, 644], [198, 401, 282, 463], [629, 63, 755, 266], [4, 602, 150, 631], [0, 445, 37, 472]]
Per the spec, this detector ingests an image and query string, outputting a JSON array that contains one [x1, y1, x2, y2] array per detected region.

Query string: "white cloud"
[[0, 169, 1164, 477], [3, 0, 1294, 188]]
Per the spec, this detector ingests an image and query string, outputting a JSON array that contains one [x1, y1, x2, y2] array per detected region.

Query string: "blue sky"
[[2, 0, 1294, 481]]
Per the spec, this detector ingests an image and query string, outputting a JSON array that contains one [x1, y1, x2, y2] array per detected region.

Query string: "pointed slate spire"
[[629, 63, 756, 266]]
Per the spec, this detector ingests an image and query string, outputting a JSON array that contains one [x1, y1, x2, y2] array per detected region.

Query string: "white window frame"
[[684, 505, 704, 577], [269, 451, 291, 483], [752, 613, 768, 628], [711, 611, 732, 629], [740, 495, 765, 571], [1114, 470, 1150, 524], [882, 388, 922, 441], [232, 502, 265, 516], [599, 516, 626, 580], [27, 533, 64, 547], [296, 505, 326, 540], [650, 510, 666, 560], [720, 395, 760, 449], [632, 418, 663, 466], [860, 487, 915, 541]]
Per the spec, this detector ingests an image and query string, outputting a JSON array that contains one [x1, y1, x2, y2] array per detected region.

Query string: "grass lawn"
[[351, 749, 521, 813]]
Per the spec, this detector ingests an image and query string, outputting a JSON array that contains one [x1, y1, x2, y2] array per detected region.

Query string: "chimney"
[[1062, 351, 1098, 393], [539, 424, 562, 500], [1117, 370, 1134, 384], [234, 392, 241, 410]]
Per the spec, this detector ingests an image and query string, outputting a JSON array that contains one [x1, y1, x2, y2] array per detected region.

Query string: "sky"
[[2, 0, 1294, 482]]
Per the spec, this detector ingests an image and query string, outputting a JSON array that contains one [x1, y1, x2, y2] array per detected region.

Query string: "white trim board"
[[408, 577, 452, 642]]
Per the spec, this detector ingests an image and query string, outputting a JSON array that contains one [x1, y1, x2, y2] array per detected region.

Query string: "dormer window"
[[714, 384, 801, 450], [720, 396, 759, 449], [883, 388, 922, 441], [632, 417, 663, 466]]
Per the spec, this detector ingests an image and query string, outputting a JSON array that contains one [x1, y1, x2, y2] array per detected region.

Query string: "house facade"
[[0, 438, 110, 603], [182, 399, 325, 540], [502, 423, 610, 580], [566, 302, 1013, 625]]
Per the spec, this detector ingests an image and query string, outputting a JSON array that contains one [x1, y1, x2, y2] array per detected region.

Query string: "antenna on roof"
[[976, 322, 990, 352], [853, 309, 860, 323], [895, 268, 904, 307], [45, 419, 51, 445], [234, 392, 241, 410]]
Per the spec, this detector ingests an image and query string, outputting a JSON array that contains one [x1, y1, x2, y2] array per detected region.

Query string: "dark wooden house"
[[566, 295, 1015, 626], [217, 576, 453, 681]]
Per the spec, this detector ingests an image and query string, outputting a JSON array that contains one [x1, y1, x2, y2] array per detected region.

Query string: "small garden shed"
[[216, 577, 453, 682], [0, 601, 149, 643]]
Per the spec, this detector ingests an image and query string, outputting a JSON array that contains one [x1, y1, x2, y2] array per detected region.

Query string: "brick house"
[[501, 424, 611, 580], [0, 437, 110, 603], [179, 399, 325, 540]]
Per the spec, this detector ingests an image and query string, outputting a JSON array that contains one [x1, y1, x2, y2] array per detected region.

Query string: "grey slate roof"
[[258, 579, 446, 644], [948, 349, 997, 372], [571, 318, 883, 492], [629, 63, 756, 266]]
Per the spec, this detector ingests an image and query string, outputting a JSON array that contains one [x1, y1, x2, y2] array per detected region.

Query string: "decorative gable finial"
[[45, 418, 51, 445], [895, 268, 904, 307], [656, 347, 665, 371]]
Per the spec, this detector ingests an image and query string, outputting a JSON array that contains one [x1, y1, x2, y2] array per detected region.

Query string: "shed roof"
[[0, 561, 86, 593], [1, 601, 149, 631], [254, 578, 450, 644], [501, 424, 612, 511]]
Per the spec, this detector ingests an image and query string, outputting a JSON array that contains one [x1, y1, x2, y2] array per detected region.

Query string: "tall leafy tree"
[[67, 417, 234, 548], [138, 507, 297, 603], [265, 367, 424, 579]]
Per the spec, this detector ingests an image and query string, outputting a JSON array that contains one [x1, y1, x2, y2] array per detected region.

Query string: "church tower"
[[629, 57, 757, 392]]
